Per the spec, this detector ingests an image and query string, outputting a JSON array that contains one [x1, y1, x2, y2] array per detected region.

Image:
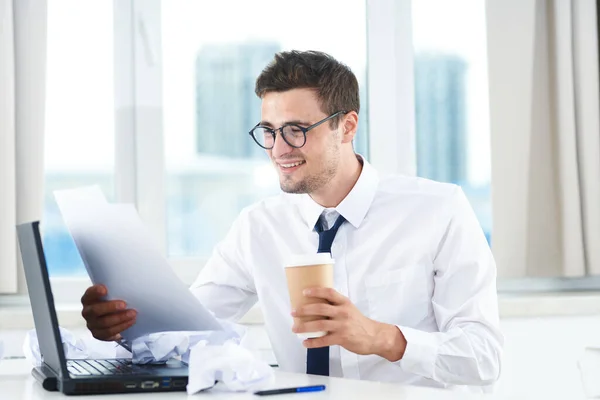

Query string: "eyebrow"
[[259, 119, 312, 127]]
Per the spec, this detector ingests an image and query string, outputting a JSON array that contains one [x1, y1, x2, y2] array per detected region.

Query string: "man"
[[81, 50, 502, 391]]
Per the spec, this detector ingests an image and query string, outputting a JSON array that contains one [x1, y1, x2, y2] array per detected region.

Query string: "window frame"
[[42, 0, 415, 299], [43, 0, 166, 302], [3, 0, 598, 318], [46, 0, 600, 305]]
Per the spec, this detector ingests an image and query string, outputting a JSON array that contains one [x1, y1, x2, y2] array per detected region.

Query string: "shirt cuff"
[[395, 325, 439, 380]]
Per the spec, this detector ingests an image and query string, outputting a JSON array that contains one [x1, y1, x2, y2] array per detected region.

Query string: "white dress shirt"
[[190, 157, 503, 391]]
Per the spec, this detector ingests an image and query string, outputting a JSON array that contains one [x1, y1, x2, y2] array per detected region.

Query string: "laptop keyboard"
[[67, 359, 147, 376]]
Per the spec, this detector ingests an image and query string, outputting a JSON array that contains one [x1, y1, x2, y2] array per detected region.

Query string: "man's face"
[[261, 89, 342, 194]]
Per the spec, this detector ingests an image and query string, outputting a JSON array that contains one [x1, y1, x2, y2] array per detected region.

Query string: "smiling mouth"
[[280, 161, 305, 168], [277, 160, 306, 172]]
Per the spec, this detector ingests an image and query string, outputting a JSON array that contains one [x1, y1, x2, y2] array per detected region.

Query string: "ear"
[[340, 111, 359, 144]]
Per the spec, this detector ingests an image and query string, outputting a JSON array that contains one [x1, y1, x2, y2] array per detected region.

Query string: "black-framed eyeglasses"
[[248, 111, 347, 149]]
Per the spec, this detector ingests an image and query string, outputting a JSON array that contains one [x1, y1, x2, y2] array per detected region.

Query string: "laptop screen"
[[17, 221, 69, 378]]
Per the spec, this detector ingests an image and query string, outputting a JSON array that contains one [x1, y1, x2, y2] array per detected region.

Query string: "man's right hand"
[[80, 284, 137, 341]]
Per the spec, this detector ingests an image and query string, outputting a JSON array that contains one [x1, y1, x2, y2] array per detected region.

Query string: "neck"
[[309, 153, 362, 208]]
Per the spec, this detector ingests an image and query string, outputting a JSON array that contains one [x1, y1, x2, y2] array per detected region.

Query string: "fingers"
[[90, 317, 136, 341], [293, 319, 338, 335], [303, 334, 339, 349], [292, 303, 342, 319], [106, 333, 122, 342], [81, 300, 128, 320], [80, 285, 136, 341], [80, 285, 107, 306], [86, 309, 137, 331], [303, 287, 347, 305]]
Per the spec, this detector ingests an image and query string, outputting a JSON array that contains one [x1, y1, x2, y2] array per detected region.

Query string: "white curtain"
[[486, 0, 600, 278], [0, 0, 47, 294]]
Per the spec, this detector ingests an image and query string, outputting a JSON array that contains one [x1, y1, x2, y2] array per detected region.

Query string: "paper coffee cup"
[[285, 254, 334, 339]]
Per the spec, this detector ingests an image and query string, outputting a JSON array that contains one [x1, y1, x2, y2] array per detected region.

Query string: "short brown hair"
[[255, 50, 360, 127]]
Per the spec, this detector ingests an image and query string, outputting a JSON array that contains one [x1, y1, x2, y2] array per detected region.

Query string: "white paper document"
[[54, 186, 223, 341]]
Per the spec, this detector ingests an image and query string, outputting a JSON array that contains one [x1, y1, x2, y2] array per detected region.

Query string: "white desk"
[[0, 359, 494, 399]]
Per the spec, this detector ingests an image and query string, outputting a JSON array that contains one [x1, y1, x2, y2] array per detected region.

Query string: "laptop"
[[16, 221, 190, 394]]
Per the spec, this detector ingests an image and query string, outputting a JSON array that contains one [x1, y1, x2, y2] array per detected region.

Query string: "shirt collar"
[[295, 155, 379, 231]]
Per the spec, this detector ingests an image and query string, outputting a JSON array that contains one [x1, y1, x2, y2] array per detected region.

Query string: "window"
[[39, 0, 489, 281], [43, 0, 115, 276], [162, 0, 369, 258], [412, 0, 492, 242]]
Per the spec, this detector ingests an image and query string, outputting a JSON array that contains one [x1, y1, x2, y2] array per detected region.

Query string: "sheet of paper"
[[53, 186, 109, 277], [54, 187, 223, 341]]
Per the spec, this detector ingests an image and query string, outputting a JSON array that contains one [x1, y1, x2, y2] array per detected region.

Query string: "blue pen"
[[254, 385, 326, 396]]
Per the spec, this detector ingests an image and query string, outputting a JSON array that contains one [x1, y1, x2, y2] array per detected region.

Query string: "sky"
[[44, 0, 490, 185]]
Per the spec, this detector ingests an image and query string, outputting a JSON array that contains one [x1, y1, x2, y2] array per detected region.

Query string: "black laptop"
[[16, 221, 190, 395]]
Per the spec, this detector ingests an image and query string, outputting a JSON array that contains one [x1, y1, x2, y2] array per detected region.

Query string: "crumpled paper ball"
[[23, 327, 129, 367], [186, 340, 274, 394], [23, 317, 246, 366], [131, 318, 247, 364]]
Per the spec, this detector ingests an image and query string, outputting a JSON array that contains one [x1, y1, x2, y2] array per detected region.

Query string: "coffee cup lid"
[[285, 253, 335, 268]]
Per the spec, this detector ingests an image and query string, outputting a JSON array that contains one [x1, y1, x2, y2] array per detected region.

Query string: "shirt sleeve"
[[189, 208, 258, 322], [397, 187, 503, 386]]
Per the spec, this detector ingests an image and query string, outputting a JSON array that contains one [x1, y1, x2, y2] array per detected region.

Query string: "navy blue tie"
[[306, 214, 346, 376]]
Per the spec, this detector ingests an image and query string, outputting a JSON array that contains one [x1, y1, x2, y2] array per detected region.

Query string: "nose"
[[270, 129, 293, 159]]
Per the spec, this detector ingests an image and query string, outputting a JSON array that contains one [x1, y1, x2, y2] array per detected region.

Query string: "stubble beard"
[[279, 140, 340, 195]]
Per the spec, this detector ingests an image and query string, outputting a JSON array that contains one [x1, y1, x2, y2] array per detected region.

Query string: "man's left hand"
[[291, 287, 406, 362]]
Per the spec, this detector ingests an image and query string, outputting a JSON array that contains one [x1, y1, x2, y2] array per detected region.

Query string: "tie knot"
[[315, 213, 346, 233], [315, 215, 345, 253]]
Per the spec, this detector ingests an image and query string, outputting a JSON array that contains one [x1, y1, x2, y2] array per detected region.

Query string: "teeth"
[[281, 161, 304, 168]]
